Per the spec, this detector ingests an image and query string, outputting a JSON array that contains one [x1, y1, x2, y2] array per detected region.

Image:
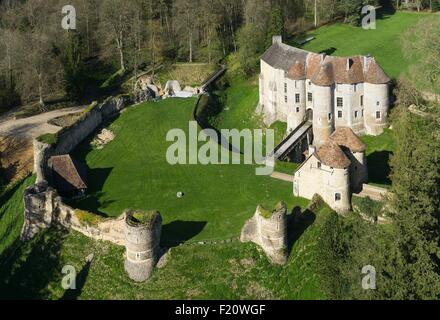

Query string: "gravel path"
[[0, 106, 86, 138]]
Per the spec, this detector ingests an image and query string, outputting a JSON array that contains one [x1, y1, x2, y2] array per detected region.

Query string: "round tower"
[[325, 166, 351, 213], [363, 57, 390, 135], [364, 82, 388, 135], [256, 202, 288, 265], [312, 83, 333, 147], [124, 210, 162, 282]]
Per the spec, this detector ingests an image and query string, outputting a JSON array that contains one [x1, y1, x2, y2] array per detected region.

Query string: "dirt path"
[[270, 172, 294, 183], [0, 106, 86, 138]]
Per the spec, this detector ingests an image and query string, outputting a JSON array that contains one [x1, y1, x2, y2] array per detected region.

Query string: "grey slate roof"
[[261, 42, 390, 85]]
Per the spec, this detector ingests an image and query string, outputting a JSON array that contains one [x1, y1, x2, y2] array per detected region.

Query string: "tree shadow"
[[60, 259, 92, 300], [286, 206, 316, 254], [0, 227, 68, 300], [160, 220, 207, 248], [367, 151, 392, 186]]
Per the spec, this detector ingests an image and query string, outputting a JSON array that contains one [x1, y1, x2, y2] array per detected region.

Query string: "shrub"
[[36, 133, 58, 145], [75, 209, 103, 227]]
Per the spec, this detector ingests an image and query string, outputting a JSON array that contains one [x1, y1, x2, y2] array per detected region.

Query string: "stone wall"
[[21, 181, 126, 245], [240, 202, 288, 265], [33, 95, 129, 183]]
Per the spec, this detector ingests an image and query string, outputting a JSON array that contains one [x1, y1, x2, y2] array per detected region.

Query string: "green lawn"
[[71, 98, 308, 245], [0, 197, 331, 300], [361, 129, 396, 188], [299, 11, 433, 79]]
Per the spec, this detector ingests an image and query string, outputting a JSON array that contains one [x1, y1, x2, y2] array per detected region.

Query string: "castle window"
[[136, 253, 141, 260], [328, 113, 332, 121], [355, 111, 359, 118], [294, 81, 297, 89], [284, 83, 287, 93], [338, 110, 343, 118], [285, 95, 288, 103], [308, 92, 313, 102], [296, 107, 300, 113], [362, 109, 364, 117], [354, 84, 357, 92], [376, 111, 381, 119], [360, 95, 364, 107], [295, 93, 300, 103], [317, 162, 321, 169], [335, 193, 341, 201], [376, 101, 380, 106], [337, 97, 343, 107]]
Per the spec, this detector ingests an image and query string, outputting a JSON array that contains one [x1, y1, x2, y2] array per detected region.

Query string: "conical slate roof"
[[329, 127, 367, 153], [311, 62, 334, 86], [316, 140, 351, 169], [364, 58, 390, 84]]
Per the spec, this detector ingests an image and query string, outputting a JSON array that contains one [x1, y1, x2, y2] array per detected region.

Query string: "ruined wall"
[[33, 96, 129, 183], [21, 178, 126, 245], [240, 202, 288, 265]]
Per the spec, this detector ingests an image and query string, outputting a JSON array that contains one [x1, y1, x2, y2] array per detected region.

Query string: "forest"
[[1, 0, 439, 113]]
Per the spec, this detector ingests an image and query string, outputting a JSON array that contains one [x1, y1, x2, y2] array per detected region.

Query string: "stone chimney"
[[272, 35, 282, 45]]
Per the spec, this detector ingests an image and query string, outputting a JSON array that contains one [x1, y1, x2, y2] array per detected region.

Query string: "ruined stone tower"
[[124, 210, 162, 282], [240, 202, 288, 265]]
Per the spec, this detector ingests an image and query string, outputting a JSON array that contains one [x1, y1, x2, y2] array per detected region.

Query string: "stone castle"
[[258, 36, 390, 213], [293, 127, 368, 213], [258, 36, 390, 147]]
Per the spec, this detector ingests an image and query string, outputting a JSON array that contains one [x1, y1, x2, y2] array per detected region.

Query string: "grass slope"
[[71, 98, 308, 245], [1, 197, 332, 300], [0, 176, 35, 257], [299, 11, 433, 79]]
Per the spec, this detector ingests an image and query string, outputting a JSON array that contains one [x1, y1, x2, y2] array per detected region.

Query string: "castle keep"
[[258, 36, 390, 147], [259, 36, 390, 213]]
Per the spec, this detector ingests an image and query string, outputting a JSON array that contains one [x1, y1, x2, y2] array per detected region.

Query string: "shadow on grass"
[[66, 167, 114, 217], [0, 227, 68, 300], [367, 151, 392, 186], [319, 47, 337, 55], [287, 206, 316, 254], [60, 259, 92, 300], [161, 220, 207, 248]]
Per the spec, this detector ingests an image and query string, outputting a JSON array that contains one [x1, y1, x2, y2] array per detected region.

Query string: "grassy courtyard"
[[71, 98, 308, 245], [299, 11, 433, 80]]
